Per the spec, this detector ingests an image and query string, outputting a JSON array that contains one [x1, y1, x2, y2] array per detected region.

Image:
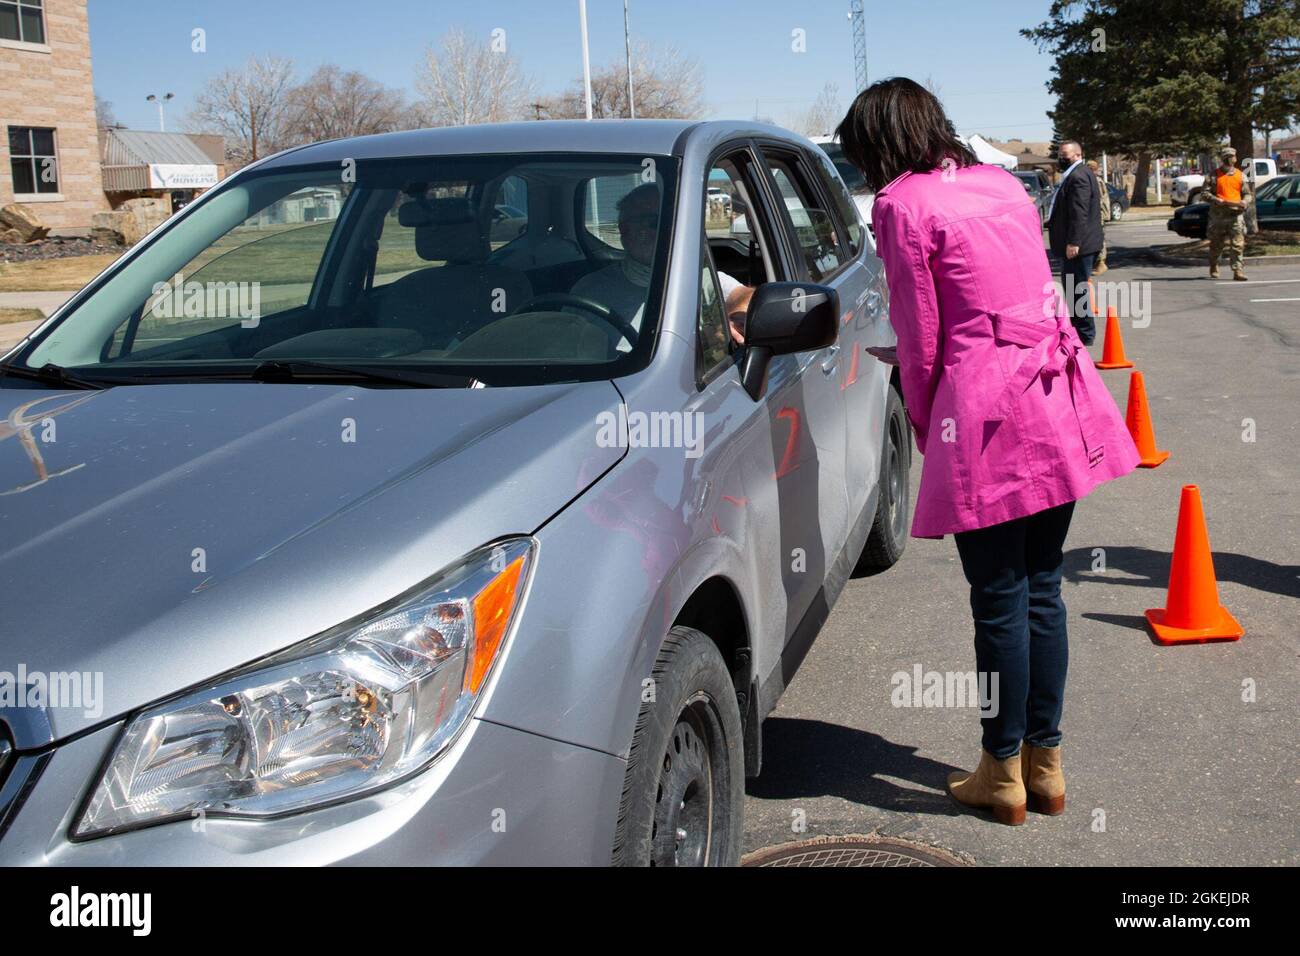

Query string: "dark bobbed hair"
[[834, 77, 979, 192]]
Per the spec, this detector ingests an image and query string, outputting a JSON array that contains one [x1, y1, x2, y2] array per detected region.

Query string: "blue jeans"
[[1061, 254, 1096, 345], [953, 501, 1076, 759]]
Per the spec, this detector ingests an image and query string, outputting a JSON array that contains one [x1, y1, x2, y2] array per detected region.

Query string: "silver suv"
[[0, 120, 908, 866]]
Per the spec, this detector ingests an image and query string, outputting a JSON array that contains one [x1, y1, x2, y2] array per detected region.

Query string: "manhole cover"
[[743, 835, 967, 867]]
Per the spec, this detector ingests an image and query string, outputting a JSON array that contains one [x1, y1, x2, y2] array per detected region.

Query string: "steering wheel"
[[512, 293, 639, 346]]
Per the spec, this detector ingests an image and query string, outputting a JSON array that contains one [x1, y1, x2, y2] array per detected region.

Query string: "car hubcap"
[[651, 697, 720, 866], [887, 415, 906, 538]]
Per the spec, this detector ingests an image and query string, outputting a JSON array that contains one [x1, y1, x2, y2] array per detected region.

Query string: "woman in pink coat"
[[836, 78, 1139, 825]]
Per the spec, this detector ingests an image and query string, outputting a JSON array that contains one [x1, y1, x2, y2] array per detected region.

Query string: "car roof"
[[256, 119, 821, 169]]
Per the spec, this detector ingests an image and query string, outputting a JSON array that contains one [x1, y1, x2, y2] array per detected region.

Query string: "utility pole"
[[623, 0, 635, 119], [579, 0, 594, 120], [848, 1, 867, 92]]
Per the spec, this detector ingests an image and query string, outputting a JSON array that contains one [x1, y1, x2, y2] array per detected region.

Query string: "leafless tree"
[[795, 82, 841, 138], [95, 95, 117, 129], [186, 55, 296, 166], [414, 28, 532, 126], [538, 41, 703, 119], [282, 65, 409, 144]]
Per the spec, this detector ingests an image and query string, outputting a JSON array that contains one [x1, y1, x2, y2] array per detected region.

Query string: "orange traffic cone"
[[1125, 370, 1169, 467], [1145, 485, 1243, 644], [1095, 307, 1134, 369]]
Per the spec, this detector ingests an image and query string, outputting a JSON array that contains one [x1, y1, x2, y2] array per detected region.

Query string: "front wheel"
[[1111, 204, 1124, 222], [855, 382, 910, 574], [611, 627, 744, 866]]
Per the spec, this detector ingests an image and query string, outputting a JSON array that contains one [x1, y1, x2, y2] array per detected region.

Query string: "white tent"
[[962, 134, 1018, 170]]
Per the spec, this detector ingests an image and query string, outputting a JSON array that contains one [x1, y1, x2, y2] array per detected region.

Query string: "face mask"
[[1058, 157, 1073, 171]]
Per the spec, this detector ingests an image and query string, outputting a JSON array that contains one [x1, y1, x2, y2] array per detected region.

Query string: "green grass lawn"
[[1161, 229, 1300, 259], [0, 307, 45, 324], [0, 253, 121, 292]]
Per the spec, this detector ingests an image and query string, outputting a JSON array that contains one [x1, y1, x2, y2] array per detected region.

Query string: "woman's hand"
[[866, 345, 900, 366]]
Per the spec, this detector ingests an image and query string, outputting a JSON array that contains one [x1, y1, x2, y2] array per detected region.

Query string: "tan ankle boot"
[[947, 749, 1026, 825], [1021, 743, 1065, 815]]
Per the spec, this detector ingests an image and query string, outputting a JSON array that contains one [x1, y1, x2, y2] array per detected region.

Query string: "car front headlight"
[[74, 538, 533, 838]]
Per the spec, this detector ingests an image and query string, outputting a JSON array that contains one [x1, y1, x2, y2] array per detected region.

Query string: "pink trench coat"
[[871, 164, 1139, 539]]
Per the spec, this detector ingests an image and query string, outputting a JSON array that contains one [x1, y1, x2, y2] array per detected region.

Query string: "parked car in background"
[[1013, 169, 1053, 225], [1106, 183, 1130, 221], [1171, 172, 1205, 207], [1171, 156, 1278, 206], [0, 119, 908, 867], [1167, 172, 1300, 238]]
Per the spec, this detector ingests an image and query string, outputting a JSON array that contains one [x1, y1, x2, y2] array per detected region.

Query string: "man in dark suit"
[[1046, 140, 1103, 344]]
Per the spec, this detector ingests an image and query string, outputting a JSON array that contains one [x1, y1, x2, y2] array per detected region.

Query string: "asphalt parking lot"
[[743, 217, 1300, 866]]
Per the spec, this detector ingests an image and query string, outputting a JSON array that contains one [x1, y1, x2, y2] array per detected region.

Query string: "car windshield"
[[14, 153, 678, 387], [1254, 176, 1291, 201]]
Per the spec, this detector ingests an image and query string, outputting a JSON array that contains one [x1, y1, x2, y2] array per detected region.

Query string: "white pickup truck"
[[1172, 156, 1278, 205]]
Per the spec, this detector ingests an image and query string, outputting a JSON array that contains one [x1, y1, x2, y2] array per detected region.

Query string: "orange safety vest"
[[1215, 168, 1243, 203]]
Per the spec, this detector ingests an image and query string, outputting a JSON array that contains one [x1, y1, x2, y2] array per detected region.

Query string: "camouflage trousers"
[[1207, 217, 1246, 275]]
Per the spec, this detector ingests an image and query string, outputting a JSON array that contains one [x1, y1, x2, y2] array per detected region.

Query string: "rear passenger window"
[[582, 172, 648, 251], [763, 154, 847, 280], [809, 147, 864, 256], [490, 175, 528, 249]]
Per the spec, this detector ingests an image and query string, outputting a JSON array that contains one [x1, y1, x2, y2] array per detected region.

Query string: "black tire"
[[855, 382, 910, 574], [611, 626, 744, 867], [1111, 204, 1124, 222]]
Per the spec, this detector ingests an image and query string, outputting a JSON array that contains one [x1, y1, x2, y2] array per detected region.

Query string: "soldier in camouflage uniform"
[[1205, 147, 1251, 281], [1088, 160, 1110, 274]]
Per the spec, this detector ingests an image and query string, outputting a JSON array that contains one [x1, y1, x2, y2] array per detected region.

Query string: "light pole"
[[146, 92, 174, 132], [623, 0, 635, 119], [578, 0, 593, 120]]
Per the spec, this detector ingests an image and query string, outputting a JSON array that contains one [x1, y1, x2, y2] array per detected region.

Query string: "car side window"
[[762, 152, 846, 281], [490, 175, 528, 249], [807, 146, 863, 256], [698, 243, 730, 375]]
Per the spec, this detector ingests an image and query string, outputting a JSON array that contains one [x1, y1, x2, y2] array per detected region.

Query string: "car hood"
[[0, 380, 623, 742]]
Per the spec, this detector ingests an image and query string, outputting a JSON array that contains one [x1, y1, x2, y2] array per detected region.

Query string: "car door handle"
[[821, 345, 840, 374]]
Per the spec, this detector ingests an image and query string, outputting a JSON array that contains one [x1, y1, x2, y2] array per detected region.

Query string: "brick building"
[[0, 0, 107, 233]]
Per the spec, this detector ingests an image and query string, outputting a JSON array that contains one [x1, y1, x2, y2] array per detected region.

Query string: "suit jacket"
[[872, 164, 1139, 538], [1047, 163, 1103, 257]]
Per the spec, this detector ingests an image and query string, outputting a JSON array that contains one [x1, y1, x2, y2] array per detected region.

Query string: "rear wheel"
[[855, 382, 910, 574], [611, 627, 744, 867]]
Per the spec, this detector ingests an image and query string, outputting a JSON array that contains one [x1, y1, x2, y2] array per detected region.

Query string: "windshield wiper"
[[0, 362, 108, 390], [249, 360, 477, 389]]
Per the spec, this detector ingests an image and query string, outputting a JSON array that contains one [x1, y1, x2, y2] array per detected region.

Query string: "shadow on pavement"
[[1080, 612, 1151, 634], [747, 717, 963, 817], [1064, 546, 1299, 600]]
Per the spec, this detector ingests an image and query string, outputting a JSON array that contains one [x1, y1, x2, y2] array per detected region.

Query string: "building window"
[[0, 0, 46, 44], [8, 126, 59, 194]]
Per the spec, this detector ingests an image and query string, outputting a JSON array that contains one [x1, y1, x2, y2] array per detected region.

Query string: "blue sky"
[[89, 0, 1059, 141]]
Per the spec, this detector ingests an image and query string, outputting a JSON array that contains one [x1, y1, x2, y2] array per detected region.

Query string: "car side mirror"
[[739, 281, 839, 400]]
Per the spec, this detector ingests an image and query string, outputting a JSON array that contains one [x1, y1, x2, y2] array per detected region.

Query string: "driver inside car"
[[572, 183, 753, 351]]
